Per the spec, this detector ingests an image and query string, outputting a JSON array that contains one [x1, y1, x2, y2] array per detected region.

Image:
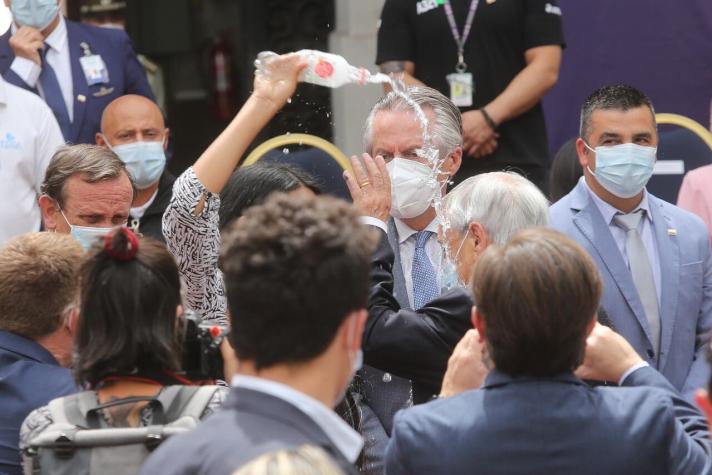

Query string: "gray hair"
[[41, 144, 136, 207], [444, 171, 550, 245], [363, 86, 463, 160]]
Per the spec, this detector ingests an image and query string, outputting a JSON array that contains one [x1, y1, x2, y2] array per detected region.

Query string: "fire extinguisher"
[[210, 34, 237, 122]]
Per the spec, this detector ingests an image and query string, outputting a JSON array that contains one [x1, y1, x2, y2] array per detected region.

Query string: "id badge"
[[446, 72, 474, 107], [79, 54, 110, 86]]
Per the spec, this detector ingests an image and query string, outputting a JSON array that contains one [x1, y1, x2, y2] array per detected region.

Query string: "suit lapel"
[[387, 218, 411, 310], [569, 181, 654, 345], [65, 21, 87, 144], [648, 195, 679, 371]]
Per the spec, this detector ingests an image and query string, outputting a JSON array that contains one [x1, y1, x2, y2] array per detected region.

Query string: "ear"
[[38, 195, 60, 231], [576, 137, 591, 170], [586, 314, 598, 337], [694, 389, 712, 428], [65, 305, 80, 334], [163, 129, 171, 151], [95, 132, 107, 147], [176, 304, 184, 319], [468, 221, 489, 252], [443, 146, 463, 177], [471, 306, 486, 342], [342, 309, 367, 352]]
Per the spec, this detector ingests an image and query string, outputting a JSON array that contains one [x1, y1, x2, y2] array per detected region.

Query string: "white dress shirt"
[[10, 16, 74, 121], [232, 375, 363, 463], [0, 75, 64, 245], [393, 217, 443, 308], [582, 177, 661, 305]]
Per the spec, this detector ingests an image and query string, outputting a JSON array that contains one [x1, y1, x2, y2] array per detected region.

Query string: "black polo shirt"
[[376, 0, 565, 185]]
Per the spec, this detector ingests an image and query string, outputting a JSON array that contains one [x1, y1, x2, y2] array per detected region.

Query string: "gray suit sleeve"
[[682, 235, 712, 398], [622, 366, 712, 474]]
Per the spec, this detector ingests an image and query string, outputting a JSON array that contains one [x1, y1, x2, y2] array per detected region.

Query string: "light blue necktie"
[[412, 231, 439, 309], [39, 46, 71, 140]]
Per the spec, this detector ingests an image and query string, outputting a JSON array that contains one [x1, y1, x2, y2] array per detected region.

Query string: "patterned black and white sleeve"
[[162, 167, 228, 325]]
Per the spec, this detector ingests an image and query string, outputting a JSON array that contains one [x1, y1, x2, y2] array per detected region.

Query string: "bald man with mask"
[[96, 94, 173, 242]]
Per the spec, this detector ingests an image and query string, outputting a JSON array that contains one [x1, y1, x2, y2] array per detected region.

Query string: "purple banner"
[[544, 0, 712, 155]]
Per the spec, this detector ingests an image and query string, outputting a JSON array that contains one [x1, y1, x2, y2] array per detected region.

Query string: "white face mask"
[[441, 228, 470, 291], [584, 141, 657, 199], [386, 157, 439, 220], [335, 314, 363, 405]]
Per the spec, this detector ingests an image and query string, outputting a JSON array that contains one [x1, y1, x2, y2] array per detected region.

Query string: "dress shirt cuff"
[[10, 56, 41, 88], [618, 361, 649, 386], [360, 216, 387, 233]]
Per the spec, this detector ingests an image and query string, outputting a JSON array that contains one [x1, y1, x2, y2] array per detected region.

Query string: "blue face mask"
[[11, 0, 59, 30], [105, 138, 166, 190], [441, 228, 470, 291], [584, 142, 657, 199], [59, 210, 112, 251]]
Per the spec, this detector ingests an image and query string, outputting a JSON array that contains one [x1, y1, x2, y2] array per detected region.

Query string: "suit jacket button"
[[647, 349, 655, 358], [382, 372, 392, 383]]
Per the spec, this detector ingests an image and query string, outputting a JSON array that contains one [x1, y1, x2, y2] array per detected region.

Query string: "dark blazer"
[[550, 180, 712, 396], [0, 331, 77, 475], [0, 19, 154, 145], [387, 366, 712, 475], [140, 387, 358, 475], [363, 229, 473, 401], [130, 171, 175, 244]]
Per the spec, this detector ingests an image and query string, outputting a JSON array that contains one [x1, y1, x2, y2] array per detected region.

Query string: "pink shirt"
[[677, 164, 712, 243]]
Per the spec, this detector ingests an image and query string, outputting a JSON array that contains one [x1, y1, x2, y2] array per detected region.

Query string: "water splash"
[[382, 76, 457, 290]]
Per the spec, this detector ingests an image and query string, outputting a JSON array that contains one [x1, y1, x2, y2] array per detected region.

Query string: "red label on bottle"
[[315, 59, 334, 78]]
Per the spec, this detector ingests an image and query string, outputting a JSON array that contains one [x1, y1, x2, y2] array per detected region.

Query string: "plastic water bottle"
[[295, 49, 376, 88], [256, 49, 392, 89]]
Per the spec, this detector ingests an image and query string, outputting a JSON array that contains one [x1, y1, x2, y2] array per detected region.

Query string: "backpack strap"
[[157, 385, 220, 422], [49, 391, 103, 428]]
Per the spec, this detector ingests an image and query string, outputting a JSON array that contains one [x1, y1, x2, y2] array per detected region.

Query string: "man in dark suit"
[[141, 194, 376, 475], [96, 94, 173, 242], [358, 86, 463, 442], [386, 228, 712, 475], [0, 0, 154, 144], [344, 158, 549, 400], [0, 232, 82, 475]]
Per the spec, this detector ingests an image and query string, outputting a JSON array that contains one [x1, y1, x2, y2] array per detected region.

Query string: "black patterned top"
[[162, 167, 228, 325]]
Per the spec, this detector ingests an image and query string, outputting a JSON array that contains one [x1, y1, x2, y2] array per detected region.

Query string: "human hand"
[[344, 153, 391, 222], [462, 110, 497, 158], [440, 329, 489, 398], [9, 26, 44, 65], [252, 53, 306, 110], [473, 136, 498, 159], [575, 323, 644, 383]]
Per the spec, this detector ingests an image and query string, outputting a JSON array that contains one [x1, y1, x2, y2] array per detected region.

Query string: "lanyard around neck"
[[443, 0, 481, 72]]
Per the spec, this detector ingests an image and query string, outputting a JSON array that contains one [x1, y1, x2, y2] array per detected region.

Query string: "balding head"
[[96, 95, 168, 148]]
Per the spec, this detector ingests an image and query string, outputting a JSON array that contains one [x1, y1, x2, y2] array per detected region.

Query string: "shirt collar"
[[0, 75, 7, 105], [43, 16, 67, 54], [12, 16, 67, 53], [231, 375, 363, 463], [581, 176, 653, 225], [393, 216, 440, 244], [130, 188, 159, 218]]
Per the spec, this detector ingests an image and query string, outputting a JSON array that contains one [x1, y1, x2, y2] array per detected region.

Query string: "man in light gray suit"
[[550, 85, 712, 398], [142, 194, 376, 475], [387, 228, 712, 475]]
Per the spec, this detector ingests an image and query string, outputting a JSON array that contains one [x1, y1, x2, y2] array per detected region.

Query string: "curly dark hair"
[[219, 193, 378, 369]]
